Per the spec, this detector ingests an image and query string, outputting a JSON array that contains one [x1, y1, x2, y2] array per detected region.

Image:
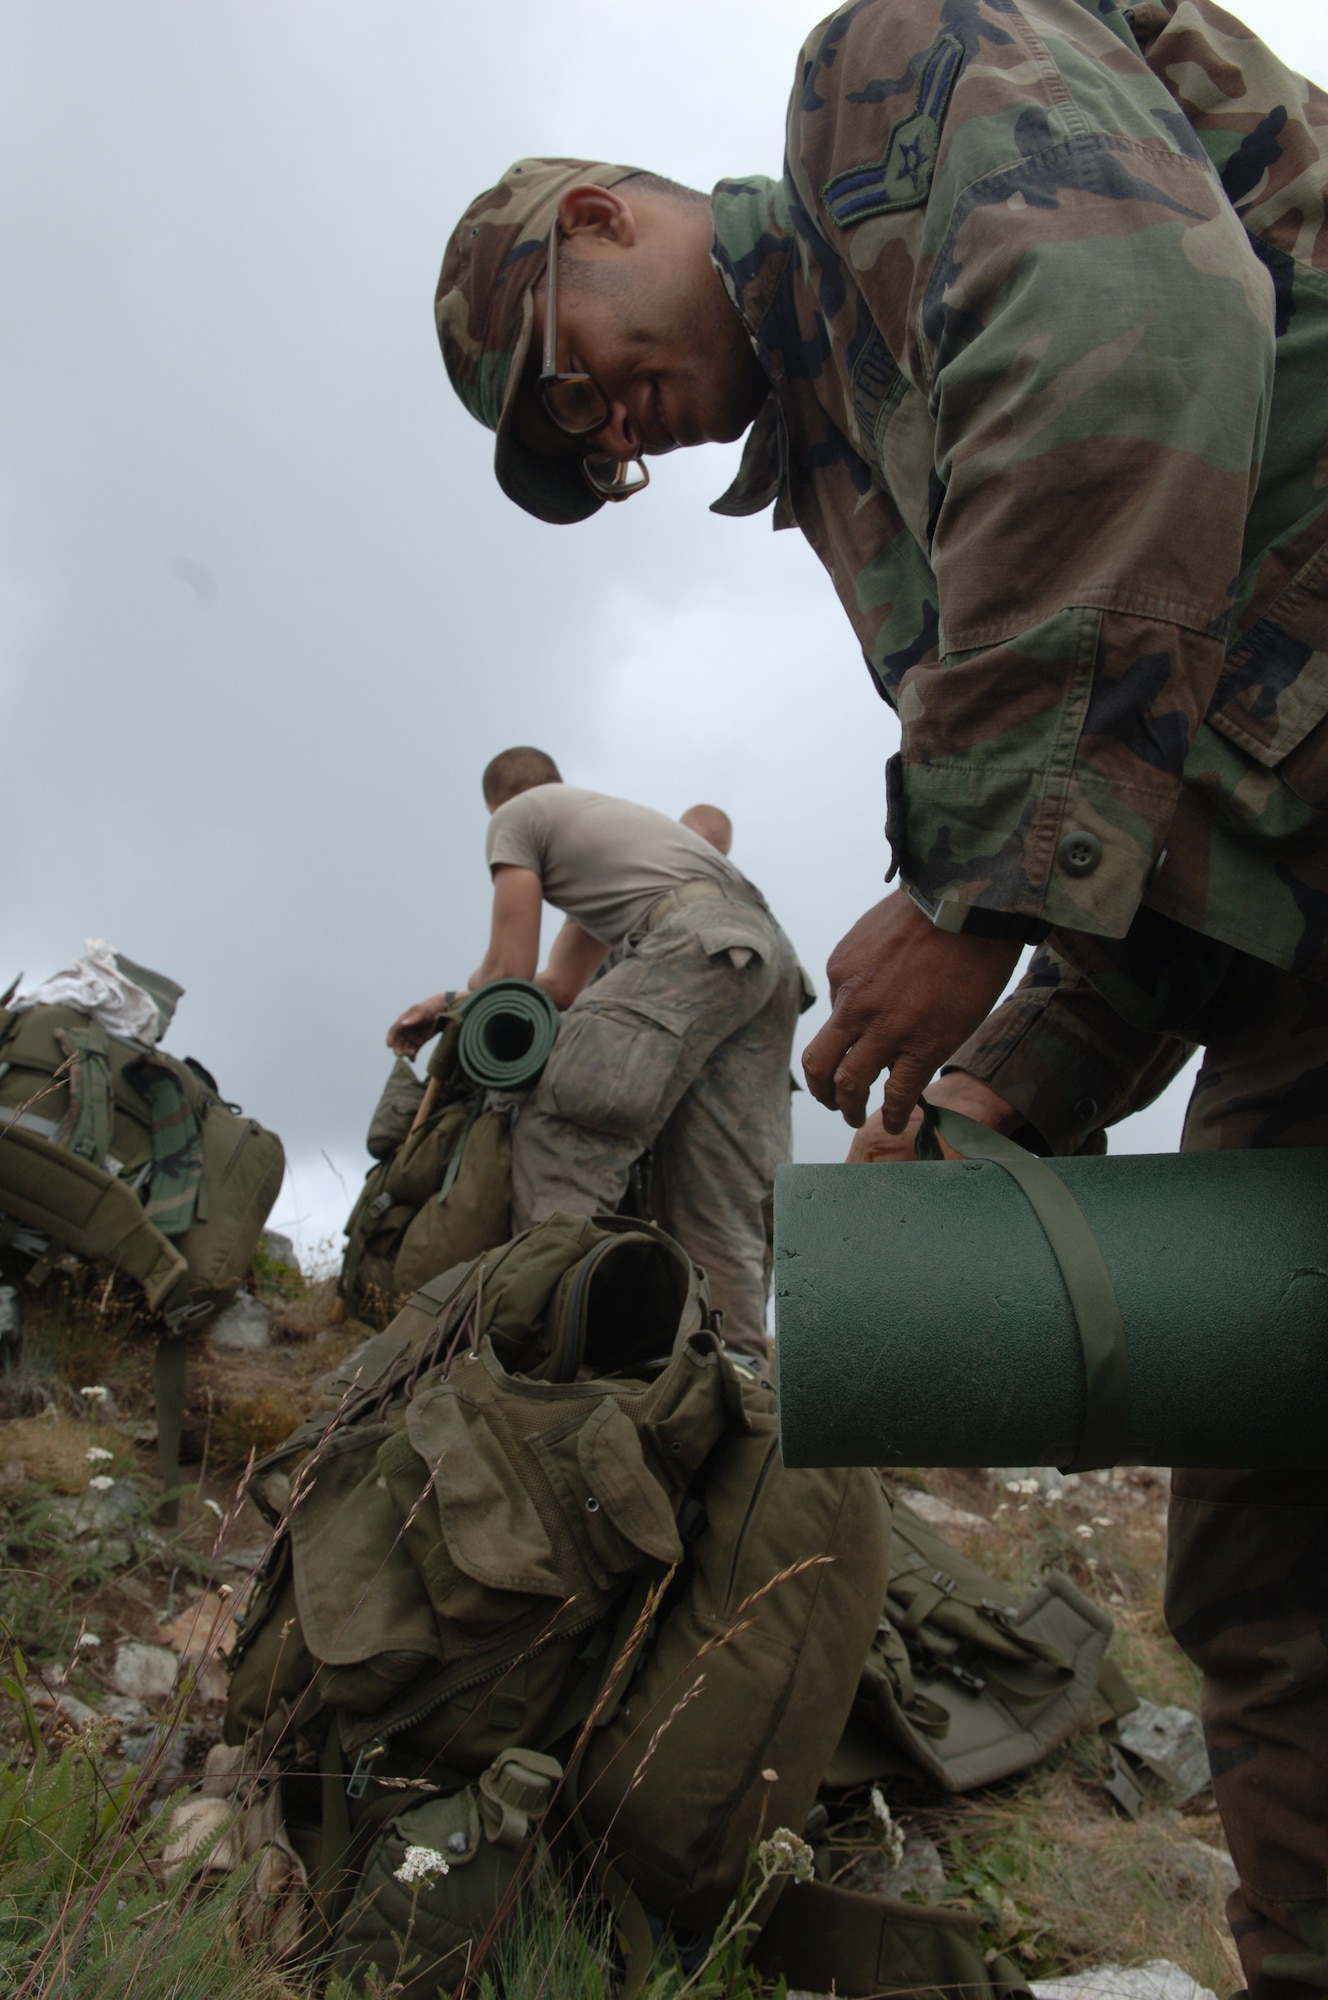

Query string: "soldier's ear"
[[557, 184, 636, 247]]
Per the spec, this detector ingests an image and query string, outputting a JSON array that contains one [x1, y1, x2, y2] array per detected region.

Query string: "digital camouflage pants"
[[1168, 969, 1328, 2000], [511, 896, 805, 1363]]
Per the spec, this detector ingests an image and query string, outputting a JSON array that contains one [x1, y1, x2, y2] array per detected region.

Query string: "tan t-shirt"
[[485, 785, 755, 945]]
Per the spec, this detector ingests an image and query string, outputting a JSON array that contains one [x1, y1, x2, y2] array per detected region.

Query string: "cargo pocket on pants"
[[537, 998, 684, 1141]]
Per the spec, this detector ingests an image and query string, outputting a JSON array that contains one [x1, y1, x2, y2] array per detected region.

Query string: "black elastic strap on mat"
[[917, 1099, 1129, 1472]]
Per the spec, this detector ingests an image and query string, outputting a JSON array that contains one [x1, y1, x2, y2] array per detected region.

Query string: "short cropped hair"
[[482, 746, 563, 808], [680, 803, 733, 856]]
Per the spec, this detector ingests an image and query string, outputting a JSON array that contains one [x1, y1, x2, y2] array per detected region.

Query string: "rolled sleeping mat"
[[775, 1105, 1328, 1473], [456, 979, 561, 1091]]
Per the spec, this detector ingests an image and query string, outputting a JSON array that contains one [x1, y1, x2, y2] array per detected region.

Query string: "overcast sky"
[[4, 1, 1326, 1267]]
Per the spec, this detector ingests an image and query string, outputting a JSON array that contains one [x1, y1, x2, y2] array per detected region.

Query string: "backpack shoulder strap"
[[755, 1876, 1030, 2000]]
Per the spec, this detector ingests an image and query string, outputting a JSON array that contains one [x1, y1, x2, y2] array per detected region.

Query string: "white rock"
[[29, 1686, 100, 1729], [900, 1491, 990, 1534], [1168, 1839, 1239, 1902], [209, 1289, 272, 1351], [112, 1641, 180, 1701], [1033, 1960, 1217, 2000], [1118, 1700, 1212, 1803]]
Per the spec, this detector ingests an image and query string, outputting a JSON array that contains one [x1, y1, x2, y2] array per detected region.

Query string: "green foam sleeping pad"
[[775, 1135, 1328, 1472], [456, 980, 561, 1091]]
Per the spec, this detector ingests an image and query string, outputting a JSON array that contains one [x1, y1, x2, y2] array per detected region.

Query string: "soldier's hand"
[[803, 892, 1021, 1131], [846, 1071, 1021, 1161], [386, 992, 454, 1059]]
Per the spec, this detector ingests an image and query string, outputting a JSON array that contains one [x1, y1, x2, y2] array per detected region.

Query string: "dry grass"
[[0, 1414, 136, 1494]]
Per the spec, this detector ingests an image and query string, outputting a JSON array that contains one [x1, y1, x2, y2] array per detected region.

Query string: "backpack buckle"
[[346, 1741, 386, 1800]]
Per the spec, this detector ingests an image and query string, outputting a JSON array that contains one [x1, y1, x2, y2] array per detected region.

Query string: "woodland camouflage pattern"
[[708, 0, 1328, 978]]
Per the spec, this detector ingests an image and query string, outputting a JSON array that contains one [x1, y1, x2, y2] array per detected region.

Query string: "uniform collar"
[[708, 176, 794, 519]]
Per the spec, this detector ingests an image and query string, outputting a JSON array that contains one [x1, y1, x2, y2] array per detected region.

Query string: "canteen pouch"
[[330, 1770, 556, 2000]]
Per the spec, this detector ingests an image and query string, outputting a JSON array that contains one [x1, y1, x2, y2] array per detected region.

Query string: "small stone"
[[839, 1837, 948, 1905], [1033, 1960, 1217, 2000], [208, 1290, 272, 1351], [1166, 1838, 1239, 1902], [1118, 1699, 1212, 1804], [0, 1461, 24, 1491], [260, 1229, 301, 1277], [120, 1726, 186, 1788], [29, 1687, 101, 1730], [899, 1492, 990, 1534], [103, 1696, 150, 1727], [112, 1641, 180, 1701]]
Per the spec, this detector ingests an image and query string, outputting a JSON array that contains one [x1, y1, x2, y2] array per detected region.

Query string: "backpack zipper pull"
[[346, 1740, 386, 1800]]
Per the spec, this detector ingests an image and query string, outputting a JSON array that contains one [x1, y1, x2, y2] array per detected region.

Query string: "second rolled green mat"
[[774, 1146, 1328, 1472], [457, 980, 561, 1090]]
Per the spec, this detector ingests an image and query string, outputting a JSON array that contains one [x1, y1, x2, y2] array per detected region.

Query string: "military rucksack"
[[193, 1214, 1136, 1997], [337, 1011, 517, 1327], [0, 1000, 285, 1500], [223, 1213, 1000, 1996], [338, 991, 652, 1329]]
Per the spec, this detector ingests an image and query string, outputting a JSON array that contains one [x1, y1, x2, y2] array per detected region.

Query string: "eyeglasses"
[[539, 218, 649, 503]]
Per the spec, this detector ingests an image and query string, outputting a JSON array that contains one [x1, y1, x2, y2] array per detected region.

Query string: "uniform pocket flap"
[[291, 1428, 440, 1669], [406, 1386, 566, 1599], [691, 917, 772, 965], [578, 1402, 682, 1566]]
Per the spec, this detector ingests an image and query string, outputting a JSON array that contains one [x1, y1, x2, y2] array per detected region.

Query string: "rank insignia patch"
[[823, 34, 964, 225]]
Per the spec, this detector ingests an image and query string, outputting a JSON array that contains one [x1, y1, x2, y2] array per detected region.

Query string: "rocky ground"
[[0, 1252, 1242, 1999]]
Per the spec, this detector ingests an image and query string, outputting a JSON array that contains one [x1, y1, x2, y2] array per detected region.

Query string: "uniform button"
[[1057, 830, 1102, 877], [1072, 1096, 1100, 1126]]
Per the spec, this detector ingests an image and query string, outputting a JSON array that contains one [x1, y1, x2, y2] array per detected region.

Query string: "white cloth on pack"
[[12, 940, 165, 1045]]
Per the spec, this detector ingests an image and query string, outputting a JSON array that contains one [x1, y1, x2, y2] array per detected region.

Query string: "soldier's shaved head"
[[482, 747, 563, 808], [680, 804, 733, 855]]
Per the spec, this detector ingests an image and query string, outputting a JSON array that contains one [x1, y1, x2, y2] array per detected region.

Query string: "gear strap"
[[754, 1875, 1030, 2000], [917, 1100, 1130, 1473]]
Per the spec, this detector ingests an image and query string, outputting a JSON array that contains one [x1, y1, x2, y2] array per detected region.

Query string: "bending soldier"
[[430, 7, 1328, 1993], [388, 748, 809, 1363]]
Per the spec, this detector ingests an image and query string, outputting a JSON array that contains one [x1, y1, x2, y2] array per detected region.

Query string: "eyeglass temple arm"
[[542, 219, 559, 378]]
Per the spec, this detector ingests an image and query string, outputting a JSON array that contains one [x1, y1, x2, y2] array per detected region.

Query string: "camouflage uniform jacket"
[[709, 0, 1328, 986]]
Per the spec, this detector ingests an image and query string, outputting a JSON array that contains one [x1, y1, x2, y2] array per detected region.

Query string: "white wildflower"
[[1004, 1477, 1039, 1497], [80, 1386, 110, 1403], [394, 1844, 451, 1887], [87, 1474, 114, 1493], [1074, 1523, 1094, 1540], [756, 1828, 815, 1885], [76, 1632, 101, 1648], [760, 1767, 779, 1783], [202, 1498, 224, 1520], [1091, 1516, 1113, 1529], [870, 1786, 906, 1869], [85, 1447, 113, 1465]]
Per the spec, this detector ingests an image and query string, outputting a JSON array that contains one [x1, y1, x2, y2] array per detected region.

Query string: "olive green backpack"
[[205, 1215, 1092, 1999], [337, 1012, 515, 1328], [0, 1001, 286, 1498]]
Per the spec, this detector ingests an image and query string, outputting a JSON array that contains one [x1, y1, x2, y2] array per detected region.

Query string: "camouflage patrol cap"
[[436, 157, 645, 526]]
